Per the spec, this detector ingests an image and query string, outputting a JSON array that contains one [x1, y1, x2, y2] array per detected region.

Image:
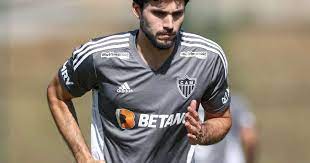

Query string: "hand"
[[184, 100, 203, 145]]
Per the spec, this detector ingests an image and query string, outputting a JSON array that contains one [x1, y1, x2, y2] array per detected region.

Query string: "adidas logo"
[[117, 82, 133, 93]]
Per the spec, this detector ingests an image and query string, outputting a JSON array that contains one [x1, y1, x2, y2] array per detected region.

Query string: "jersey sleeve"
[[201, 56, 230, 114], [58, 48, 98, 97]]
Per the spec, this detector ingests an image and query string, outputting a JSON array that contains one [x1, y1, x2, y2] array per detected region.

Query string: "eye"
[[152, 10, 167, 18], [172, 11, 184, 19]]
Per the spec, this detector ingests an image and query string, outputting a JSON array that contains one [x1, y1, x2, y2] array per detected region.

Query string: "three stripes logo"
[[177, 75, 196, 99], [117, 82, 133, 93], [72, 33, 130, 70], [115, 108, 135, 129]]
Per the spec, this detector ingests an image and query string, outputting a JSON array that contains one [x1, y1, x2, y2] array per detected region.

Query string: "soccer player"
[[194, 95, 258, 163], [47, 0, 232, 163]]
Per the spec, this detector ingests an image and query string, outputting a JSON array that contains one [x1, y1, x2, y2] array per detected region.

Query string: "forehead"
[[145, 0, 185, 10]]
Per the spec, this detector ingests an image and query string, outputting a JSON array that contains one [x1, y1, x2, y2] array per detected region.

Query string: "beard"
[[140, 18, 178, 50]]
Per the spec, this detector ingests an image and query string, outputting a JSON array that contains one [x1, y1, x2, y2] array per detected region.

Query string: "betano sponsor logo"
[[138, 113, 186, 128], [116, 108, 135, 129], [115, 108, 186, 129]]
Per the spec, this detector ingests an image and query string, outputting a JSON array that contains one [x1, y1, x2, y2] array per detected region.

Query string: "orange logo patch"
[[116, 108, 135, 129]]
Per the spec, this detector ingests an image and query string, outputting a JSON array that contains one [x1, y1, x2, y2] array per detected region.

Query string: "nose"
[[163, 15, 174, 32]]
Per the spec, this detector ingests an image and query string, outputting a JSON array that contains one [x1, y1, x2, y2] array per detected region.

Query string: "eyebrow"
[[151, 8, 184, 14]]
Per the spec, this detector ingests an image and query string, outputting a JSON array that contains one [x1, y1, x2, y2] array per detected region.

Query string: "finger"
[[187, 133, 197, 139], [190, 100, 197, 110], [187, 100, 200, 122], [184, 122, 196, 133], [185, 122, 200, 135], [185, 112, 199, 125], [185, 112, 201, 129], [187, 133, 198, 145], [187, 100, 197, 112]]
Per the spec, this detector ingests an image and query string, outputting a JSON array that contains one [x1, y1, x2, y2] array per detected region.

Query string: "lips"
[[158, 34, 176, 40]]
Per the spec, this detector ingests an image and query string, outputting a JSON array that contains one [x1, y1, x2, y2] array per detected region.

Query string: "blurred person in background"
[[194, 95, 258, 163], [47, 0, 232, 162]]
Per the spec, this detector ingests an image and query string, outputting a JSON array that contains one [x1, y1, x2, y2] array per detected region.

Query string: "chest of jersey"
[[95, 52, 212, 116]]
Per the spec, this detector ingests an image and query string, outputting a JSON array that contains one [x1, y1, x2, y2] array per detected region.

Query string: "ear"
[[132, 3, 142, 19]]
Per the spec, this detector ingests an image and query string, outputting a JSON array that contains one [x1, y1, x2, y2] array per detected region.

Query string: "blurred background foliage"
[[1, 0, 310, 163]]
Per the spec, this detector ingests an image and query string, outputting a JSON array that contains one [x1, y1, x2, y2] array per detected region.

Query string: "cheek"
[[175, 17, 184, 29], [147, 19, 164, 33]]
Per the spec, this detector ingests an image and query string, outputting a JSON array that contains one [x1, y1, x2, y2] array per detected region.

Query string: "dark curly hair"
[[133, 0, 190, 7]]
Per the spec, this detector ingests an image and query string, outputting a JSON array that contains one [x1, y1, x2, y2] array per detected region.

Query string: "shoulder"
[[179, 31, 228, 76], [72, 31, 133, 70], [180, 31, 226, 59]]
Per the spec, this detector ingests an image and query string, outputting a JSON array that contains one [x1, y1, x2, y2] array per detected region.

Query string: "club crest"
[[177, 76, 197, 98]]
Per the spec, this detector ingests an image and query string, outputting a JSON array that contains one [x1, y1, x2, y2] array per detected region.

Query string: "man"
[[194, 95, 258, 163], [47, 0, 232, 163]]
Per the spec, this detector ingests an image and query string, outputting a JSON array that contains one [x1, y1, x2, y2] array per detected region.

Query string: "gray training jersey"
[[58, 30, 230, 163]]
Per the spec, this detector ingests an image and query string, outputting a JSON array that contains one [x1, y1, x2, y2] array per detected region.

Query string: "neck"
[[136, 29, 175, 70]]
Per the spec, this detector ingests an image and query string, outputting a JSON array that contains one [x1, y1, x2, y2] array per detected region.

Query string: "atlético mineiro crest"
[[177, 75, 197, 98]]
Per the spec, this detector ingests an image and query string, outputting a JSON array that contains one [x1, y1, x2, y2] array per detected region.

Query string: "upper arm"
[[57, 47, 98, 97], [201, 55, 231, 115], [204, 106, 231, 121], [48, 43, 99, 101], [47, 74, 75, 102]]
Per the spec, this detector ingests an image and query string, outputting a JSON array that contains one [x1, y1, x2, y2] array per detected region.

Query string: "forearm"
[[198, 116, 231, 145], [47, 88, 91, 162]]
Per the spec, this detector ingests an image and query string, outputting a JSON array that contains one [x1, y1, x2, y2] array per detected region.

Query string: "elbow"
[[226, 116, 232, 133], [223, 114, 232, 135], [47, 75, 62, 108], [215, 119, 232, 144], [46, 81, 57, 108], [222, 108, 232, 138], [217, 115, 232, 143], [46, 75, 73, 107]]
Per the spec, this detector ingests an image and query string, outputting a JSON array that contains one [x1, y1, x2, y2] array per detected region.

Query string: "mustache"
[[157, 31, 176, 36]]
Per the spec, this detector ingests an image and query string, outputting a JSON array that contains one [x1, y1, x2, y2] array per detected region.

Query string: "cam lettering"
[[179, 80, 195, 85]]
